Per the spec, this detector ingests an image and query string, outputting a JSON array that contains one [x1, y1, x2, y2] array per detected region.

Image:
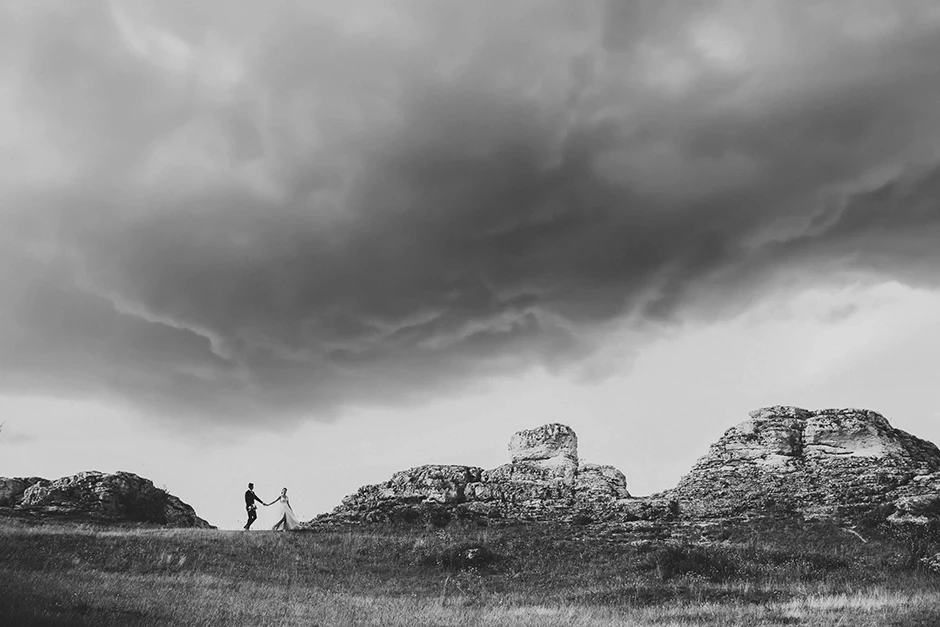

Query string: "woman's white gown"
[[274, 495, 300, 530]]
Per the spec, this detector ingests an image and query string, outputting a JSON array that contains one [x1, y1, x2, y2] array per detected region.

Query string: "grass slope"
[[1, 515, 939, 626]]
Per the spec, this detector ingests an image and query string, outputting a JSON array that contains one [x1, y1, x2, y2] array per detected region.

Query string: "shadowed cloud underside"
[[3, 0, 940, 424]]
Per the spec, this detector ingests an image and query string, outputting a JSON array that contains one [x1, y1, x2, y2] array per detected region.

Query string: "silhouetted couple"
[[244, 483, 300, 531]]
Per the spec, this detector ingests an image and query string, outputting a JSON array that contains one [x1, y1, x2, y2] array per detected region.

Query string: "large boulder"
[[510, 424, 578, 463], [575, 464, 630, 497], [0, 477, 47, 507], [674, 407, 940, 518], [15, 471, 213, 528], [376, 465, 483, 504], [888, 494, 940, 525]]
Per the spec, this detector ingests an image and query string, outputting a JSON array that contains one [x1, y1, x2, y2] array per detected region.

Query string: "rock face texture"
[[888, 494, 940, 525], [313, 407, 940, 527], [673, 406, 940, 519], [1, 471, 212, 528], [509, 423, 579, 474], [0, 477, 46, 507], [315, 423, 677, 526]]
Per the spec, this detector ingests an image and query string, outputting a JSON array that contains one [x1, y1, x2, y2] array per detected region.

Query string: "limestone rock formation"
[[354, 465, 483, 506], [0, 477, 46, 507], [312, 406, 940, 527], [576, 464, 629, 496], [509, 423, 579, 478], [888, 494, 940, 525], [313, 423, 675, 526], [673, 406, 940, 518], [1, 471, 212, 528]]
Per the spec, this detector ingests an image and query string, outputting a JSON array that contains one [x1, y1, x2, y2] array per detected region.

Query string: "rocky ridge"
[[312, 407, 940, 527], [673, 406, 940, 519], [0, 471, 213, 528], [313, 423, 674, 526]]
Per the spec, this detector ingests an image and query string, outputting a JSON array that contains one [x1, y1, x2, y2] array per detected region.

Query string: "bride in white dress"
[[268, 487, 300, 531]]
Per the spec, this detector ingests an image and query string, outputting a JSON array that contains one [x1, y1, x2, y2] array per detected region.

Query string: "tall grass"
[[1, 518, 938, 626]]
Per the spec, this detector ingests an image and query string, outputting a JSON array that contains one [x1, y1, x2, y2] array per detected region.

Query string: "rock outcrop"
[[509, 423, 579, 477], [888, 494, 940, 525], [1, 471, 213, 528], [314, 423, 676, 526], [673, 406, 940, 519], [312, 407, 940, 528], [0, 476, 46, 507]]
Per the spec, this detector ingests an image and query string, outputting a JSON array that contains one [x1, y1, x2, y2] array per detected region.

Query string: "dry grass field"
[[1, 514, 939, 626]]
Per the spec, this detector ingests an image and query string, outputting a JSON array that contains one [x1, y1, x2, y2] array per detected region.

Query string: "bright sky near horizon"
[[3, 0, 940, 529]]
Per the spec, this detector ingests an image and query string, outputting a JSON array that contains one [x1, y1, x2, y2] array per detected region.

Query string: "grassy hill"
[[2, 513, 939, 626]]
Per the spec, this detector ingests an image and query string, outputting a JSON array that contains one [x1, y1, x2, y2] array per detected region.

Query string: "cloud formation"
[[3, 0, 940, 424]]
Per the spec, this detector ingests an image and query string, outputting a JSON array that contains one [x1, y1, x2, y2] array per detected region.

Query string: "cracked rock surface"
[[314, 408, 940, 527], [1, 471, 213, 528], [315, 423, 675, 526], [673, 406, 940, 519]]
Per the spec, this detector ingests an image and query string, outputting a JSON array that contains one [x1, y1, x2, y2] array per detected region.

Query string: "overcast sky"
[[3, 0, 940, 529]]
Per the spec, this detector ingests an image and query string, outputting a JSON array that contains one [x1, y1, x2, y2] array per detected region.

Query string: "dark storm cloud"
[[2, 0, 940, 424]]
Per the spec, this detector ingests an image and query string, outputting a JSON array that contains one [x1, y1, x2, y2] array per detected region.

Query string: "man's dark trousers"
[[245, 505, 257, 530]]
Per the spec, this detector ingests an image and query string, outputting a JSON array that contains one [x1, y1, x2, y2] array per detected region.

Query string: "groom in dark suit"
[[244, 483, 266, 530]]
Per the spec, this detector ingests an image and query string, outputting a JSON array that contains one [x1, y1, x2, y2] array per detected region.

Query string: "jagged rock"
[[11, 471, 212, 528], [907, 471, 940, 495], [374, 465, 483, 504], [888, 494, 940, 525], [576, 464, 630, 497], [510, 423, 577, 462], [500, 424, 580, 481], [467, 475, 576, 507], [0, 477, 47, 507], [674, 407, 940, 519], [313, 423, 642, 526], [310, 406, 940, 528], [482, 460, 574, 484], [610, 496, 679, 522]]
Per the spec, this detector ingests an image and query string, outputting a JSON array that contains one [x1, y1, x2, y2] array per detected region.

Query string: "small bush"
[[415, 541, 498, 571], [636, 542, 740, 582], [921, 552, 940, 573], [412, 529, 499, 572], [437, 543, 498, 570], [884, 519, 940, 570]]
